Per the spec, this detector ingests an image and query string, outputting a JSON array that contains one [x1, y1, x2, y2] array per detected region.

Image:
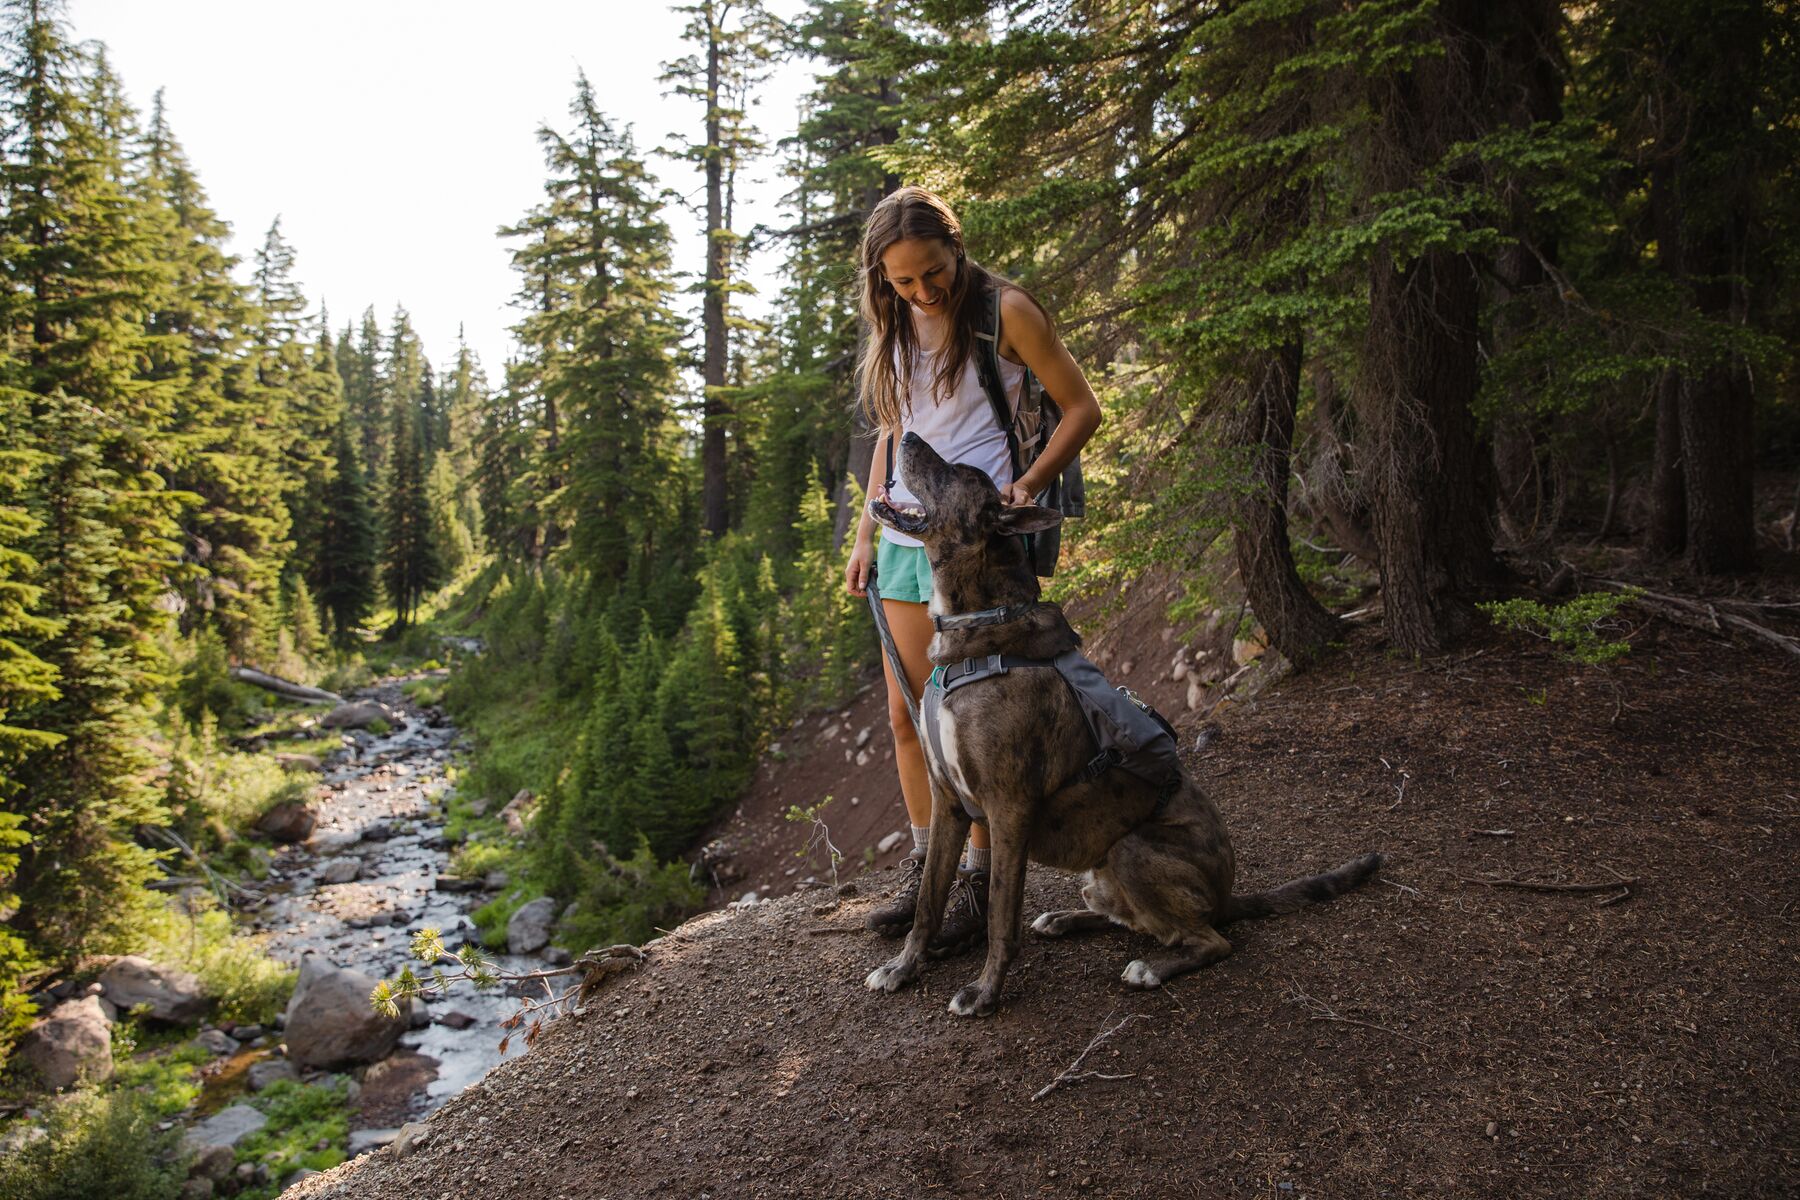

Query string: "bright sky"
[[68, 0, 812, 378]]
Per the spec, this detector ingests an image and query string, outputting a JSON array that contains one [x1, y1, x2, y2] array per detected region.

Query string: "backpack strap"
[[974, 285, 1024, 480]]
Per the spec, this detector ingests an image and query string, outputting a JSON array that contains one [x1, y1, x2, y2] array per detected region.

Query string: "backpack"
[[883, 283, 1087, 577]]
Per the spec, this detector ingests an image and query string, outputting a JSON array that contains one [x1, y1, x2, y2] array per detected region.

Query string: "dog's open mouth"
[[869, 482, 930, 536]]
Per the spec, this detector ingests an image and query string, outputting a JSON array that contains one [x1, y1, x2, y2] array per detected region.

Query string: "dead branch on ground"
[[1032, 1011, 1150, 1102], [1456, 868, 1637, 906], [1588, 578, 1800, 660], [1285, 986, 1429, 1046]]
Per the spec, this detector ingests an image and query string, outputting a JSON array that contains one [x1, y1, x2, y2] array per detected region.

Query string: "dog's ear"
[[997, 503, 1063, 536]]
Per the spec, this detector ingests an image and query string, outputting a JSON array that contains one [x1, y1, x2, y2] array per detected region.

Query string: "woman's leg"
[[881, 597, 991, 852]]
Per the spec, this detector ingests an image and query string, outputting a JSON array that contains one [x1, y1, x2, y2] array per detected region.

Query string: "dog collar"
[[932, 603, 1041, 632]]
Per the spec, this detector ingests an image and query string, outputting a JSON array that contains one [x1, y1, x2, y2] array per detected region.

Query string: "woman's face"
[[879, 237, 959, 314]]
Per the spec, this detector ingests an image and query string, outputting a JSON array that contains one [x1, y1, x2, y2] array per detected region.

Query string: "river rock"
[[196, 1028, 240, 1056], [184, 1103, 266, 1151], [348, 1127, 398, 1155], [177, 1179, 213, 1200], [876, 830, 905, 854], [433, 875, 481, 893], [318, 857, 360, 884], [482, 869, 510, 891], [360, 821, 395, 842], [435, 1010, 475, 1030], [15, 996, 112, 1089], [506, 897, 558, 953], [273, 752, 323, 771], [258, 801, 317, 844], [321, 700, 398, 730], [247, 1059, 298, 1091], [188, 1142, 235, 1181], [98, 955, 207, 1023], [282, 957, 410, 1069]]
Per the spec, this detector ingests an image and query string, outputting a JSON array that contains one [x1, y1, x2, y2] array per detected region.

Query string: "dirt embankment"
[[288, 598, 1798, 1200]]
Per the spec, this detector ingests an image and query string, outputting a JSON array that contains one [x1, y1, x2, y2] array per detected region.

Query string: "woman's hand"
[[1000, 478, 1039, 507], [845, 537, 875, 597]]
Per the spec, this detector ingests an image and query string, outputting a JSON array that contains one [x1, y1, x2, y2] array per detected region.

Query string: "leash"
[[866, 564, 921, 732]]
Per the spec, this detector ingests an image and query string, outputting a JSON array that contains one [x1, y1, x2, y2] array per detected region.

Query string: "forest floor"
[[289, 566, 1799, 1199]]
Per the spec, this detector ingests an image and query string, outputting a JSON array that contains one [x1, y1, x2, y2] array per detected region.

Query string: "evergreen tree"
[[379, 359, 441, 627], [504, 74, 684, 582], [662, 0, 777, 536], [314, 414, 377, 641]]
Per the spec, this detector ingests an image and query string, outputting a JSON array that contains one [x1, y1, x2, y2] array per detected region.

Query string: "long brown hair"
[[857, 186, 1020, 433]]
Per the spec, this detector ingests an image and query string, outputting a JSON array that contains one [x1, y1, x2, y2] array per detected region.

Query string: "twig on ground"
[[1456, 871, 1638, 905], [1031, 1011, 1149, 1102], [1379, 878, 1423, 897], [1285, 986, 1430, 1046], [1467, 829, 1516, 839], [806, 926, 863, 936], [146, 826, 263, 904]]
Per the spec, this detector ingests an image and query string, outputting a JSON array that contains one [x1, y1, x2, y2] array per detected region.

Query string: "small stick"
[[1467, 829, 1516, 839], [806, 926, 863, 936], [1286, 987, 1429, 1046], [1379, 878, 1422, 897], [1031, 1011, 1149, 1102], [1456, 874, 1638, 896]]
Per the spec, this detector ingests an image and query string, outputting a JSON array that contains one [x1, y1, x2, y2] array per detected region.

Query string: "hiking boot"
[[927, 868, 989, 959], [865, 849, 924, 937]]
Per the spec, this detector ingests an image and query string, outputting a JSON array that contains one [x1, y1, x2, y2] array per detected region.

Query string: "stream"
[[246, 667, 527, 1120]]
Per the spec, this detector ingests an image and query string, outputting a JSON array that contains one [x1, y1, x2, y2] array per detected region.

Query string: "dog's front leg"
[[948, 805, 1028, 1018], [866, 778, 968, 994]]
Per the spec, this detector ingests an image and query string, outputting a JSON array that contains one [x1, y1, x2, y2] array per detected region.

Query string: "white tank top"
[[883, 306, 1024, 549]]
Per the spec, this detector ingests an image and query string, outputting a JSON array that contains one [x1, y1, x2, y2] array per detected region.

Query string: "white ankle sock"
[[911, 825, 931, 853], [963, 845, 991, 872]]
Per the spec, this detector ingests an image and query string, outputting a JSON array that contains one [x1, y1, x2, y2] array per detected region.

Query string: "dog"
[[864, 432, 1385, 1018]]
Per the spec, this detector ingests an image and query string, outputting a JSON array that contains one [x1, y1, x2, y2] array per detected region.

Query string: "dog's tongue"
[[872, 481, 894, 508]]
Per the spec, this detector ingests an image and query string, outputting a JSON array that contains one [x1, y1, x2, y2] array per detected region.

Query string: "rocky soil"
[[285, 612, 1799, 1199]]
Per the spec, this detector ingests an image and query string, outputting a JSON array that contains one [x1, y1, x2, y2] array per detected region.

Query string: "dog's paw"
[[947, 984, 997, 1018], [1121, 959, 1163, 989], [1030, 912, 1066, 937], [865, 956, 920, 993]]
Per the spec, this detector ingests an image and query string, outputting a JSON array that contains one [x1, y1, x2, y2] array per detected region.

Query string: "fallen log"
[[229, 665, 343, 704]]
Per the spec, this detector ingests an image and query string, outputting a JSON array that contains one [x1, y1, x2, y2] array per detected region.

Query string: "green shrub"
[[1479, 589, 1641, 666], [135, 895, 295, 1025], [172, 626, 261, 728], [164, 712, 314, 838], [0, 1086, 185, 1200], [110, 1039, 209, 1118], [556, 840, 704, 953]]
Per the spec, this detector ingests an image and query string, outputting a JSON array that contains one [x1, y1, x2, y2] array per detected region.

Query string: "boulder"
[[282, 957, 410, 1069], [99, 956, 206, 1024], [432, 875, 481, 893], [257, 801, 317, 844], [392, 1120, 433, 1159], [196, 1028, 240, 1056], [184, 1103, 266, 1152], [16, 995, 113, 1089], [273, 752, 324, 771], [347, 1127, 398, 1155], [321, 700, 398, 730], [505, 897, 558, 954], [318, 857, 360, 884], [178, 1179, 213, 1200], [482, 870, 510, 891]]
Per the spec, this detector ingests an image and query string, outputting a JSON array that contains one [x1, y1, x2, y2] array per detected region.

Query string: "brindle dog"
[[865, 432, 1385, 1018]]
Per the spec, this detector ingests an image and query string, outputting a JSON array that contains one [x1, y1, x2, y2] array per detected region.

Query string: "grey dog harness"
[[868, 568, 1181, 823], [919, 649, 1183, 822]]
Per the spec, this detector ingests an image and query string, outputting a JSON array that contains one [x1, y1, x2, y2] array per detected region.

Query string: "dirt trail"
[[286, 616, 1798, 1200]]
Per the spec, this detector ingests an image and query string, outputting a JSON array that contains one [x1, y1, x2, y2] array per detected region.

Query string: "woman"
[[844, 186, 1102, 955]]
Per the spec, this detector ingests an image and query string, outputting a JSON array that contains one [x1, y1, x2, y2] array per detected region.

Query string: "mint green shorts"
[[875, 536, 932, 604]]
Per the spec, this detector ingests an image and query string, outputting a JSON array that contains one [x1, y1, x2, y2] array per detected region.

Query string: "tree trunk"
[[1362, 247, 1502, 654], [1645, 368, 1686, 556], [701, 11, 730, 537], [1233, 340, 1339, 667]]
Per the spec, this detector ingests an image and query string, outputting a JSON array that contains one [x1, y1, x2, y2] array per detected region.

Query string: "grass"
[[232, 1077, 350, 1197], [0, 1085, 185, 1200], [110, 1035, 209, 1118]]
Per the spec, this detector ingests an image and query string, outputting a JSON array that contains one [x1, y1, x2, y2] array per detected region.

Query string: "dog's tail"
[[1219, 852, 1386, 924]]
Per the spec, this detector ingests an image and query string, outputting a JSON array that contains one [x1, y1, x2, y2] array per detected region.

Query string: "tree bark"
[[1645, 368, 1686, 556], [1361, 247, 1503, 654], [701, 8, 730, 537], [1233, 341, 1339, 668]]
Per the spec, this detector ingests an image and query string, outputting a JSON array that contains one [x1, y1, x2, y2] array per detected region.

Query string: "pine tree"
[[314, 414, 377, 641], [379, 357, 441, 627], [0, 0, 179, 957], [662, 0, 777, 536], [504, 74, 684, 582]]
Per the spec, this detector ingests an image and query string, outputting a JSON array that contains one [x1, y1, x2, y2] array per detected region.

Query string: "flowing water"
[[247, 670, 528, 1116]]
